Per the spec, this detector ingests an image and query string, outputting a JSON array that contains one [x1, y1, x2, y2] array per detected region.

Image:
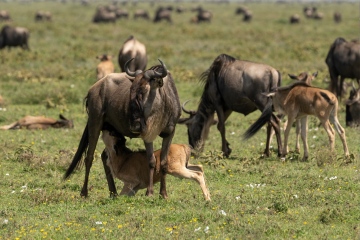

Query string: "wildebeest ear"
[[59, 114, 67, 120], [288, 74, 298, 80], [312, 71, 318, 78]]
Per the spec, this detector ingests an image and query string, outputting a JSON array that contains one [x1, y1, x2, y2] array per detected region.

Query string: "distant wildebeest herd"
[[0, 3, 359, 201]]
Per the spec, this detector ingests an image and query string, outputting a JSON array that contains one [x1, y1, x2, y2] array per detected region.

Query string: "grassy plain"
[[0, 1, 360, 239]]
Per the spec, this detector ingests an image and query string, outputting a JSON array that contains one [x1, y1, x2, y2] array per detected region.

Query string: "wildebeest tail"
[[63, 124, 89, 179], [243, 100, 273, 140], [320, 92, 335, 105]]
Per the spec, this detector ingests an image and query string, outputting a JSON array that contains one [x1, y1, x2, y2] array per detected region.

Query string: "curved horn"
[[182, 100, 196, 115], [125, 58, 136, 77], [144, 59, 168, 79], [352, 80, 356, 91]]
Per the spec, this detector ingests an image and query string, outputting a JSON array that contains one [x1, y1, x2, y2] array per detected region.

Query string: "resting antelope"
[[244, 81, 349, 161], [101, 130, 211, 201]]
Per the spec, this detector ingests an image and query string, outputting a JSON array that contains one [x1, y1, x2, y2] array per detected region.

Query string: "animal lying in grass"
[[101, 130, 211, 201], [0, 114, 74, 130], [244, 81, 349, 161]]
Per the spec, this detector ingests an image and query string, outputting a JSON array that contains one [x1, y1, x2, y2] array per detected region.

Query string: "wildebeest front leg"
[[269, 114, 283, 157], [144, 142, 156, 197], [300, 116, 309, 161], [215, 108, 232, 157], [100, 150, 118, 198]]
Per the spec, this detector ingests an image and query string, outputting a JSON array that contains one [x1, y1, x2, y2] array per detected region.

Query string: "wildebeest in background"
[[0, 115, 74, 130], [96, 54, 114, 81], [244, 81, 349, 161], [133, 9, 150, 20], [115, 8, 129, 19], [0, 25, 30, 50], [303, 6, 323, 20], [346, 84, 360, 127], [235, 6, 252, 22], [178, 54, 283, 158], [92, 6, 116, 23], [289, 14, 300, 24], [153, 6, 172, 23], [35, 11, 52, 21], [333, 12, 341, 23], [101, 131, 211, 200], [191, 6, 212, 23], [64, 59, 181, 198], [325, 37, 360, 98], [118, 35, 147, 72], [0, 10, 11, 21], [235, 6, 248, 15]]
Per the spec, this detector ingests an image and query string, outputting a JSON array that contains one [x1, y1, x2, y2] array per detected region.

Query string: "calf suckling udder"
[[101, 131, 211, 201]]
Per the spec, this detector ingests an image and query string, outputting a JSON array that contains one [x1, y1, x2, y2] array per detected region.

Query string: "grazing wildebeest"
[[63, 59, 181, 198], [35, 11, 52, 21], [244, 81, 349, 161], [0, 10, 11, 21], [101, 130, 211, 201], [115, 8, 129, 19], [289, 14, 300, 24], [0, 25, 29, 50], [96, 54, 114, 81], [345, 84, 360, 127], [333, 12, 341, 23], [325, 37, 360, 98], [235, 6, 248, 15], [153, 7, 172, 23], [133, 9, 150, 20], [0, 115, 73, 130], [92, 7, 116, 23], [118, 35, 147, 72], [178, 54, 283, 158]]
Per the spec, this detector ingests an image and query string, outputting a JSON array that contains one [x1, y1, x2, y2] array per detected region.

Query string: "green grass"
[[0, 1, 360, 239]]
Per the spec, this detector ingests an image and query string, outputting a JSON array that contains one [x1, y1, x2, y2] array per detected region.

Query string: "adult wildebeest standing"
[[346, 84, 360, 127], [178, 54, 283, 158], [0, 10, 11, 21], [244, 82, 349, 161], [64, 59, 181, 198], [325, 37, 360, 98], [118, 35, 147, 72], [92, 7, 116, 23], [35, 11, 52, 21], [0, 25, 29, 50], [133, 9, 150, 20], [289, 14, 300, 24], [333, 12, 341, 23]]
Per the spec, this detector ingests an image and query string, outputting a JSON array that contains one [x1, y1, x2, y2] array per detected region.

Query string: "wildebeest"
[[153, 7, 172, 23], [325, 37, 360, 98], [35, 11, 52, 21], [289, 14, 300, 24], [178, 54, 283, 158], [92, 7, 116, 23], [63, 59, 181, 198], [333, 12, 341, 23], [118, 35, 147, 72], [244, 81, 349, 161], [0, 115, 73, 130], [133, 9, 150, 20], [0, 25, 29, 50], [235, 6, 252, 22], [101, 130, 211, 201], [115, 8, 129, 19], [96, 54, 114, 81], [346, 84, 360, 127], [0, 10, 11, 21]]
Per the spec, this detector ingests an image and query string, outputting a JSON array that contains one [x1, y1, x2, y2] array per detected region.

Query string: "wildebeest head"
[[288, 71, 318, 85], [53, 114, 74, 128], [125, 58, 168, 134], [178, 101, 217, 153], [346, 83, 360, 127]]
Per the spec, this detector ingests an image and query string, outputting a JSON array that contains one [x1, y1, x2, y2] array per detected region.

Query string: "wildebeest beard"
[[129, 81, 147, 134]]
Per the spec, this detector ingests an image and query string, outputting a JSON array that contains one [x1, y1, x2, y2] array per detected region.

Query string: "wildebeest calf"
[[101, 130, 211, 201], [346, 84, 360, 127], [0, 114, 73, 130], [96, 54, 114, 81]]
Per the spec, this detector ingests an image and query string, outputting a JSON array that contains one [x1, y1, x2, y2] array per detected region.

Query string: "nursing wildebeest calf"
[[0, 115, 73, 130], [346, 84, 360, 127], [64, 59, 181, 198], [244, 82, 349, 161], [325, 37, 360, 98], [101, 130, 211, 201], [178, 54, 283, 158]]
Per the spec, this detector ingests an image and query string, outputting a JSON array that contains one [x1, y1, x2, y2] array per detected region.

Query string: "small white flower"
[[260, 142, 264, 146], [204, 226, 209, 233], [3, 219, 8, 224], [293, 194, 298, 199], [219, 210, 227, 216], [6, 173, 9, 176], [231, 132, 235, 135], [95, 221, 102, 225], [21, 185, 27, 189], [11, 191, 15, 193], [194, 227, 201, 232], [70, 84, 75, 88], [311, 144, 315, 148], [314, 127, 318, 131], [235, 196, 241, 200], [312, 135, 317, 139], [329, 176, 337, 181]]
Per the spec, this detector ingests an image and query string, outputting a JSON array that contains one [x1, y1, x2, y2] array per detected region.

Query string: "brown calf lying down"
[[0, 114, 74, 130], [101, 130, 211, 201]]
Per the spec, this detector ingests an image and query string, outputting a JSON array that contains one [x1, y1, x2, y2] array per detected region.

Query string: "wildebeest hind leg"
[[144, 142, 156, 197], [269, 114, 283, 157]]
